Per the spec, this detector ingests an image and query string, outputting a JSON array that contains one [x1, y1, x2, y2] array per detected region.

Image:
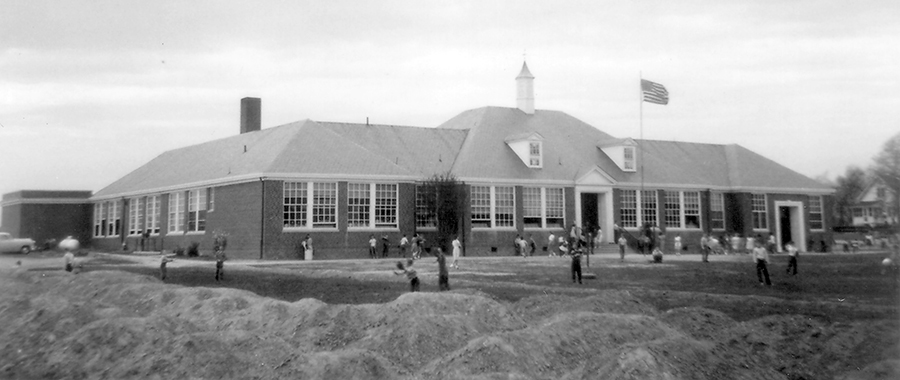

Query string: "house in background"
[[850, 179, 898, 227], [80, 62, 834, 259], [0, 190, 93, 248]]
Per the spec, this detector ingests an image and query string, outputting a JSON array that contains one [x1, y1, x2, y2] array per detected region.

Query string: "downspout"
[[260, 177, 265, 260]]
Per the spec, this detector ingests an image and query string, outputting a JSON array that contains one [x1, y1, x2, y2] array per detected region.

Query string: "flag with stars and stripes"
[[641, 79, 669, 105]]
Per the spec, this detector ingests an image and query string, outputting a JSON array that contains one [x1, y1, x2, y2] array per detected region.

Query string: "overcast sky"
[[2, 1, 898, 212]]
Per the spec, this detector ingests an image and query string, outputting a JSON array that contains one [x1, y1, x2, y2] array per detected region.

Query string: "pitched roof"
[[92, 121, 467, 199], [92, 105, 831, 199], [438, 106, 616, 183]]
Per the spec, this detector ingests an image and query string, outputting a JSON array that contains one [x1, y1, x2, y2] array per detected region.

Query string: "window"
[[620, 190, 638, 228], [664, 191, 681, 228], [312, 183, 337, 228], [522, 187, 565, 229], [470, 186, 492, 228], [710, 192, 725, 230], [282, 182, 338, 229], [523, 187, 542, 228], [347, 183, 370, 227], [168, 192, 185, 233], [623, 147, 636, 171], [528, 142, 542, 167], [128, 197, 144, 236], [752, 194, 767, 230], [641, 190, 658, 227], [809, 196, 823, 230], [494, 186, 515, 227], [145, 195, 160, 234], [415, 185, 437, 228], [347, 183, 398, 228], [683, 191, 701, 228], [188, 189, 207, 232], [852, 207, 862, 218], [374, 184, 398, 228], [877, 187, 886, 199], [546, 188, 565, 228], [107, 200, 121, 236], [470, 185, 515, 228], [284, 182, 308, 228], [93, 203, 105, 237], [663, 191, 701, 229]]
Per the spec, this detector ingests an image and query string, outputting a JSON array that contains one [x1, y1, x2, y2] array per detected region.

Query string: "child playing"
[[160, 254, 174, 281], [571, 248, 583, 284], [652, 246, 664, 263], [785, 241, 798, 275], [394, 259, 420, 292], [63, 249, 75, 272], [752, 242, 772, 286]]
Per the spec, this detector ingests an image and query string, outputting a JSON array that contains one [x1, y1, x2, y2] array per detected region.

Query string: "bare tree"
[[833, 166, 868, 226], [872, 132, 900, 231], [418, 172, 466, 252]]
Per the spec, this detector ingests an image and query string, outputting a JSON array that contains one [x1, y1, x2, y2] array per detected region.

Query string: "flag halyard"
[[641, 79, 669, 105]]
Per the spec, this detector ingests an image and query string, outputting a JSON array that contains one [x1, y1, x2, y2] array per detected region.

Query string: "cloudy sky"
[[1, 1, 898, 211]]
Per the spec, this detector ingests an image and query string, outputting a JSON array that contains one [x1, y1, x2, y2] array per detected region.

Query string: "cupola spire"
[[516, 62, 535, 114]]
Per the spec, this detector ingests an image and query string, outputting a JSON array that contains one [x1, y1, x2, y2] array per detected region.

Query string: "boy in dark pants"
[[394, 259, 420, 292], [785, 241, 798, 275], [571, 248, 583, 284], [753, 243, 772, 286], [160, 254, 174, 280]]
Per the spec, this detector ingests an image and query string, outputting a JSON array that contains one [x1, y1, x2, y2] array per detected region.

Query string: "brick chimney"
[[240, 97, 261, 134]]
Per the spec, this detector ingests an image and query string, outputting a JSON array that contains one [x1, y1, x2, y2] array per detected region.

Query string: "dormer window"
[[505, 132, 545, 169], [623, 147, 635, 171], [528, 142, 542, 167], [597, 137, 638, 172]]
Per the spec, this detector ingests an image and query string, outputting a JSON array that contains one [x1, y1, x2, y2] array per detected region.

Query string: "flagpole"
[[639, 71, 644, 195]]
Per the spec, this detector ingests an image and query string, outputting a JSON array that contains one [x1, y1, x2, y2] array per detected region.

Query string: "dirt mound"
[[1, 268, 898, 380]]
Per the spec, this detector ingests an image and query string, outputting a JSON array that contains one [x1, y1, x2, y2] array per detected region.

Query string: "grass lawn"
[[81, 251, 899, 323]]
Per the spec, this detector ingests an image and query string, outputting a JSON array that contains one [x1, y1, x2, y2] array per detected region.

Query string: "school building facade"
[[85, 63, 834, 259]]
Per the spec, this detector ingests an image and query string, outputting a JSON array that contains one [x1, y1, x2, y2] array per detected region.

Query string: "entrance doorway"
[[779, 207, 793, 246], [580, 193, 599, 235], [774, 201, 806, 252]]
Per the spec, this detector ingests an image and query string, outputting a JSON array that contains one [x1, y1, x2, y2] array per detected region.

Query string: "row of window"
[[93, 188, 214, 237], [620, 191, 824, 231], [284, 183, 565, 230], [94, 184, 826, 237]]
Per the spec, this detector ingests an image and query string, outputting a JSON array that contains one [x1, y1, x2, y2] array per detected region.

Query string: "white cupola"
[[516, 62, 535, 114]]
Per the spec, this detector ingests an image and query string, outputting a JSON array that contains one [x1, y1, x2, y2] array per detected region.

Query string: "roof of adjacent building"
[[91, 105, 832, 200]]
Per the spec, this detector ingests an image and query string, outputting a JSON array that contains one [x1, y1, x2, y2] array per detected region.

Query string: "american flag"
[[641, 79, 669, 105]]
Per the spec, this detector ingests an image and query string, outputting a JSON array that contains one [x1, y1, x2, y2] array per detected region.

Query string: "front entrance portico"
[[575, 168, 616, 244]]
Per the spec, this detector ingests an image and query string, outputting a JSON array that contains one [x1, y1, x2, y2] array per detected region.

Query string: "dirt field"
[[1, 250, 898, 379]]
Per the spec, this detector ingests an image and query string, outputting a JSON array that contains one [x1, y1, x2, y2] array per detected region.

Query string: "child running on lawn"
[[394, 258, 420, 292]]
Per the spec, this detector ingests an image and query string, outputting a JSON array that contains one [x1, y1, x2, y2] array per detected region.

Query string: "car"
[[0, 232, 37, 254]]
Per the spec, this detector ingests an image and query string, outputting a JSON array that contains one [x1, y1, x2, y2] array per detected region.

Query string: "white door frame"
[[574, 186, 614, 244], [774, 200, 806, 253]]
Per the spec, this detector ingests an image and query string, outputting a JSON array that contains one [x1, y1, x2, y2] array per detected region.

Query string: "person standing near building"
[[214, 232, 228, 281], [767, 234, 777, 254], [399, 234, 409, 258], [451, 235, 461, 269], [528, 234, 537, 256], [435, 247, 450, 291], [381, 234, 390, 258], [673, 235, 682, 256], [700, 234, 710, 263], [159, 254, 173, 281], [63, 248, 76, 272], [571, 248, 583, 284], [368, 235, 377, 259], [785, 241, 798, 275], [618, 235, 627, 261], [753, 241, 772, 286], [548, 232, 557, 257], [411, 233, 421, 260]]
